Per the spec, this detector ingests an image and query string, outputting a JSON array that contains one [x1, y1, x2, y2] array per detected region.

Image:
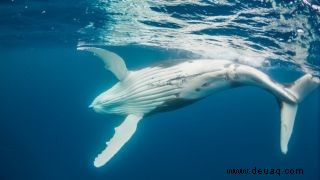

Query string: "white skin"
[[91, 60, 297, 115], [79, 47, 319, 168]]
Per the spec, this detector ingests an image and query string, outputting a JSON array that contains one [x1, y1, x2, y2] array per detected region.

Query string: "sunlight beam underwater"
[[78, 47, 320, 168]]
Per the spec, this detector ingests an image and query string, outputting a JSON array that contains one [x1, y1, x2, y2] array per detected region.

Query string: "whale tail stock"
[[280, 74, 319, 154]]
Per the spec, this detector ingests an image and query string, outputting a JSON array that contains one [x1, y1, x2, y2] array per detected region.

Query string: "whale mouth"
[[89, 101, 107, 114]]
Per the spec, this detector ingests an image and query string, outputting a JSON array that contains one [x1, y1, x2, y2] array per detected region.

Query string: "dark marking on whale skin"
[[170, 75, 186, 81], [201, 82, 210, 87], [147, 98, 202, 116], [195, 88, 201, 92]]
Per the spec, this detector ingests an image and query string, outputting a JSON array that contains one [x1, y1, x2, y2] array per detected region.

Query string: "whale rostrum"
[[78, 47, 320, 168]]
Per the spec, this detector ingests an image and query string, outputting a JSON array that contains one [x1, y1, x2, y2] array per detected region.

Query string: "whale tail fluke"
[[288, 74, 320, 103], [280, 74, 319, 154]]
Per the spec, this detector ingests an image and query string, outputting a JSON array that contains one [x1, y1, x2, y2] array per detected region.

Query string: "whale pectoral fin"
[[94, 114, 143, 168], [77, 46, 128, 81]]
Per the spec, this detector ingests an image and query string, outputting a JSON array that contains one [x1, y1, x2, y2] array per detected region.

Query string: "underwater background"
[[0, 0, 319, 179]]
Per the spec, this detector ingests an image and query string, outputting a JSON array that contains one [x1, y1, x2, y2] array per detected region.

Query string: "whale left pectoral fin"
[[94, 114, 143, 168], [77, 46, 128, 81]]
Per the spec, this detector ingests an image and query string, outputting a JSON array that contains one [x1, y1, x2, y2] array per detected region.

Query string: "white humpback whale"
[[78, 47, 319, 168]]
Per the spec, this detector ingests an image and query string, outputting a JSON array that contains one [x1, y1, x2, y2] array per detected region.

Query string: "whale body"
[[78, 47, 319, 168]]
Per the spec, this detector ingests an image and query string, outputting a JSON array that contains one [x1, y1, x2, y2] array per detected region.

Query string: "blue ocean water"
[[0, 0, 319, 180]]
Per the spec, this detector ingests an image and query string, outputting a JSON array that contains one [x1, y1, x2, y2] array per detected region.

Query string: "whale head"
[[89, 88, 121, 114]]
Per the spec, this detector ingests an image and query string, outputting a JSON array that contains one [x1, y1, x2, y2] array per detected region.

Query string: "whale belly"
[[105, 60, 232, 115], [148, 68, 232, 114]]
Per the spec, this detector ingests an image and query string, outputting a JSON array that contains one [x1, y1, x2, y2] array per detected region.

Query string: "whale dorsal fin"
[[94, 114, 143, 167], [78, 47, 128, 81]]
